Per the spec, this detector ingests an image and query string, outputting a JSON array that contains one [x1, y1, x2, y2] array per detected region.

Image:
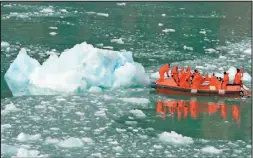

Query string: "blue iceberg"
[[4, 42, 150, 96]]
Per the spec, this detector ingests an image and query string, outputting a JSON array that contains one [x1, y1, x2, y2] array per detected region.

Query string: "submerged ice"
[[4, 42, 150, 96]]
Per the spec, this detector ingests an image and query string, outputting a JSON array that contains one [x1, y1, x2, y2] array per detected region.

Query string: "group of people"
[[158, 63, 243, 90]]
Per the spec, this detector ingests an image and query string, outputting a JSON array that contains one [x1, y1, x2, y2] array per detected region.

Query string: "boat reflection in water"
[[156, 99, 241, 124]]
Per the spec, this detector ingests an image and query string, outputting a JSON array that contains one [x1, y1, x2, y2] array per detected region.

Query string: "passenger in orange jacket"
[[158, 63, 170, 82], [191, 71, 204, 89], [210, 73, 219, 90], [233, 69, 242, 85], [179, 68, 187, 88], [185, 66, 192, 88], [171, 65, 179, 85], [221, 72, 229, 89]]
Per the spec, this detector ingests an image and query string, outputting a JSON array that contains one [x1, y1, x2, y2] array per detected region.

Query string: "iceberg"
[[4, 42, 150, 96]]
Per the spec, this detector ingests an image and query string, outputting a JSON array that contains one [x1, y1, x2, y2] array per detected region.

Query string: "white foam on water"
[[5, 42, 149, 96], [111, 38, 124, 44], [201, 146, 222, 154], [158, 131, 194, 145], [129, 109, 146, 118], [49, 32, 57, 36], [162, 28, 176, 33], [120, 97, 150, 104], [49, 26, 58, 29], [97, 13, 109, 17], [58, 137, 84, 148], [183, 45, 193, 51], [1, 41, 10, 48], [162, 14, 166, 16], [117, 3, 126, 6], [17, 133, 41, 142]]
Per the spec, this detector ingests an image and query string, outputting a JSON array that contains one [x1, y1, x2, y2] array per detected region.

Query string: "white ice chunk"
[[111, 38, 124, 44], [158, 131, 194, 145], [58, 137, 84, 148], [97, 13, 109, 17], [162, 29, 176, 33], [183, 45, 193, 51], [116, 3, 126, 6], [49, 32, 57, 36], [201, 146, 222, 154], [49, 26, 58, 29], [120, 97, 150, 104], [113, 146, 124, 152], [17, 133, 41, 142], [129, 109, 146, 118], [89, 86, 102, 93], [1, 41, 10, 48], [158, 23, 163, 26]]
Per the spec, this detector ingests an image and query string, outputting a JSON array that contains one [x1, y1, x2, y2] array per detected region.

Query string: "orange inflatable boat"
[[151, 78, 251, 98]]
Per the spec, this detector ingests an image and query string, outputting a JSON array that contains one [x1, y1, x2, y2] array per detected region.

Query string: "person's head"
[[168, 63, 170, 67], [187, 66, 190, 71], [194, 70, 198, 73], [213, 73, 215, 76], [237, 69, 240, 73], [224, 72, 226, 75]]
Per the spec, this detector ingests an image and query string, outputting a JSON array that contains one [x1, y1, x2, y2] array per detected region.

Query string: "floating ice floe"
[[58, 137, 84, 148], [201, 146, 222, 154], [129, 109, 146, 118], [111, 38, 124, 44], [120, 98, 150, 104], [183, 45, 193, 51], [49, 32, 57, 36], [158, 131, 194, 145], [17, 133, 41, 142], [117, 3, 126, 6], [162, 29, 176, 33], [4, 42, 149, 96], [49, 26, 58, 30], [1, 41, 10, 48], [97, 13, 109, 17]]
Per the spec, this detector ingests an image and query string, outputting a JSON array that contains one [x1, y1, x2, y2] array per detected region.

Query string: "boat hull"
[[151, 78, 245, 98]]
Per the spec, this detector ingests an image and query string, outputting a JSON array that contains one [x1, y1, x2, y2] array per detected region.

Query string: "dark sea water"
[[1, 2, 252, 158]]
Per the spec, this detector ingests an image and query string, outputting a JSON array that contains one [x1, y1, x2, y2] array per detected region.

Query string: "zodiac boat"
[[151, 78, 251, 98]]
